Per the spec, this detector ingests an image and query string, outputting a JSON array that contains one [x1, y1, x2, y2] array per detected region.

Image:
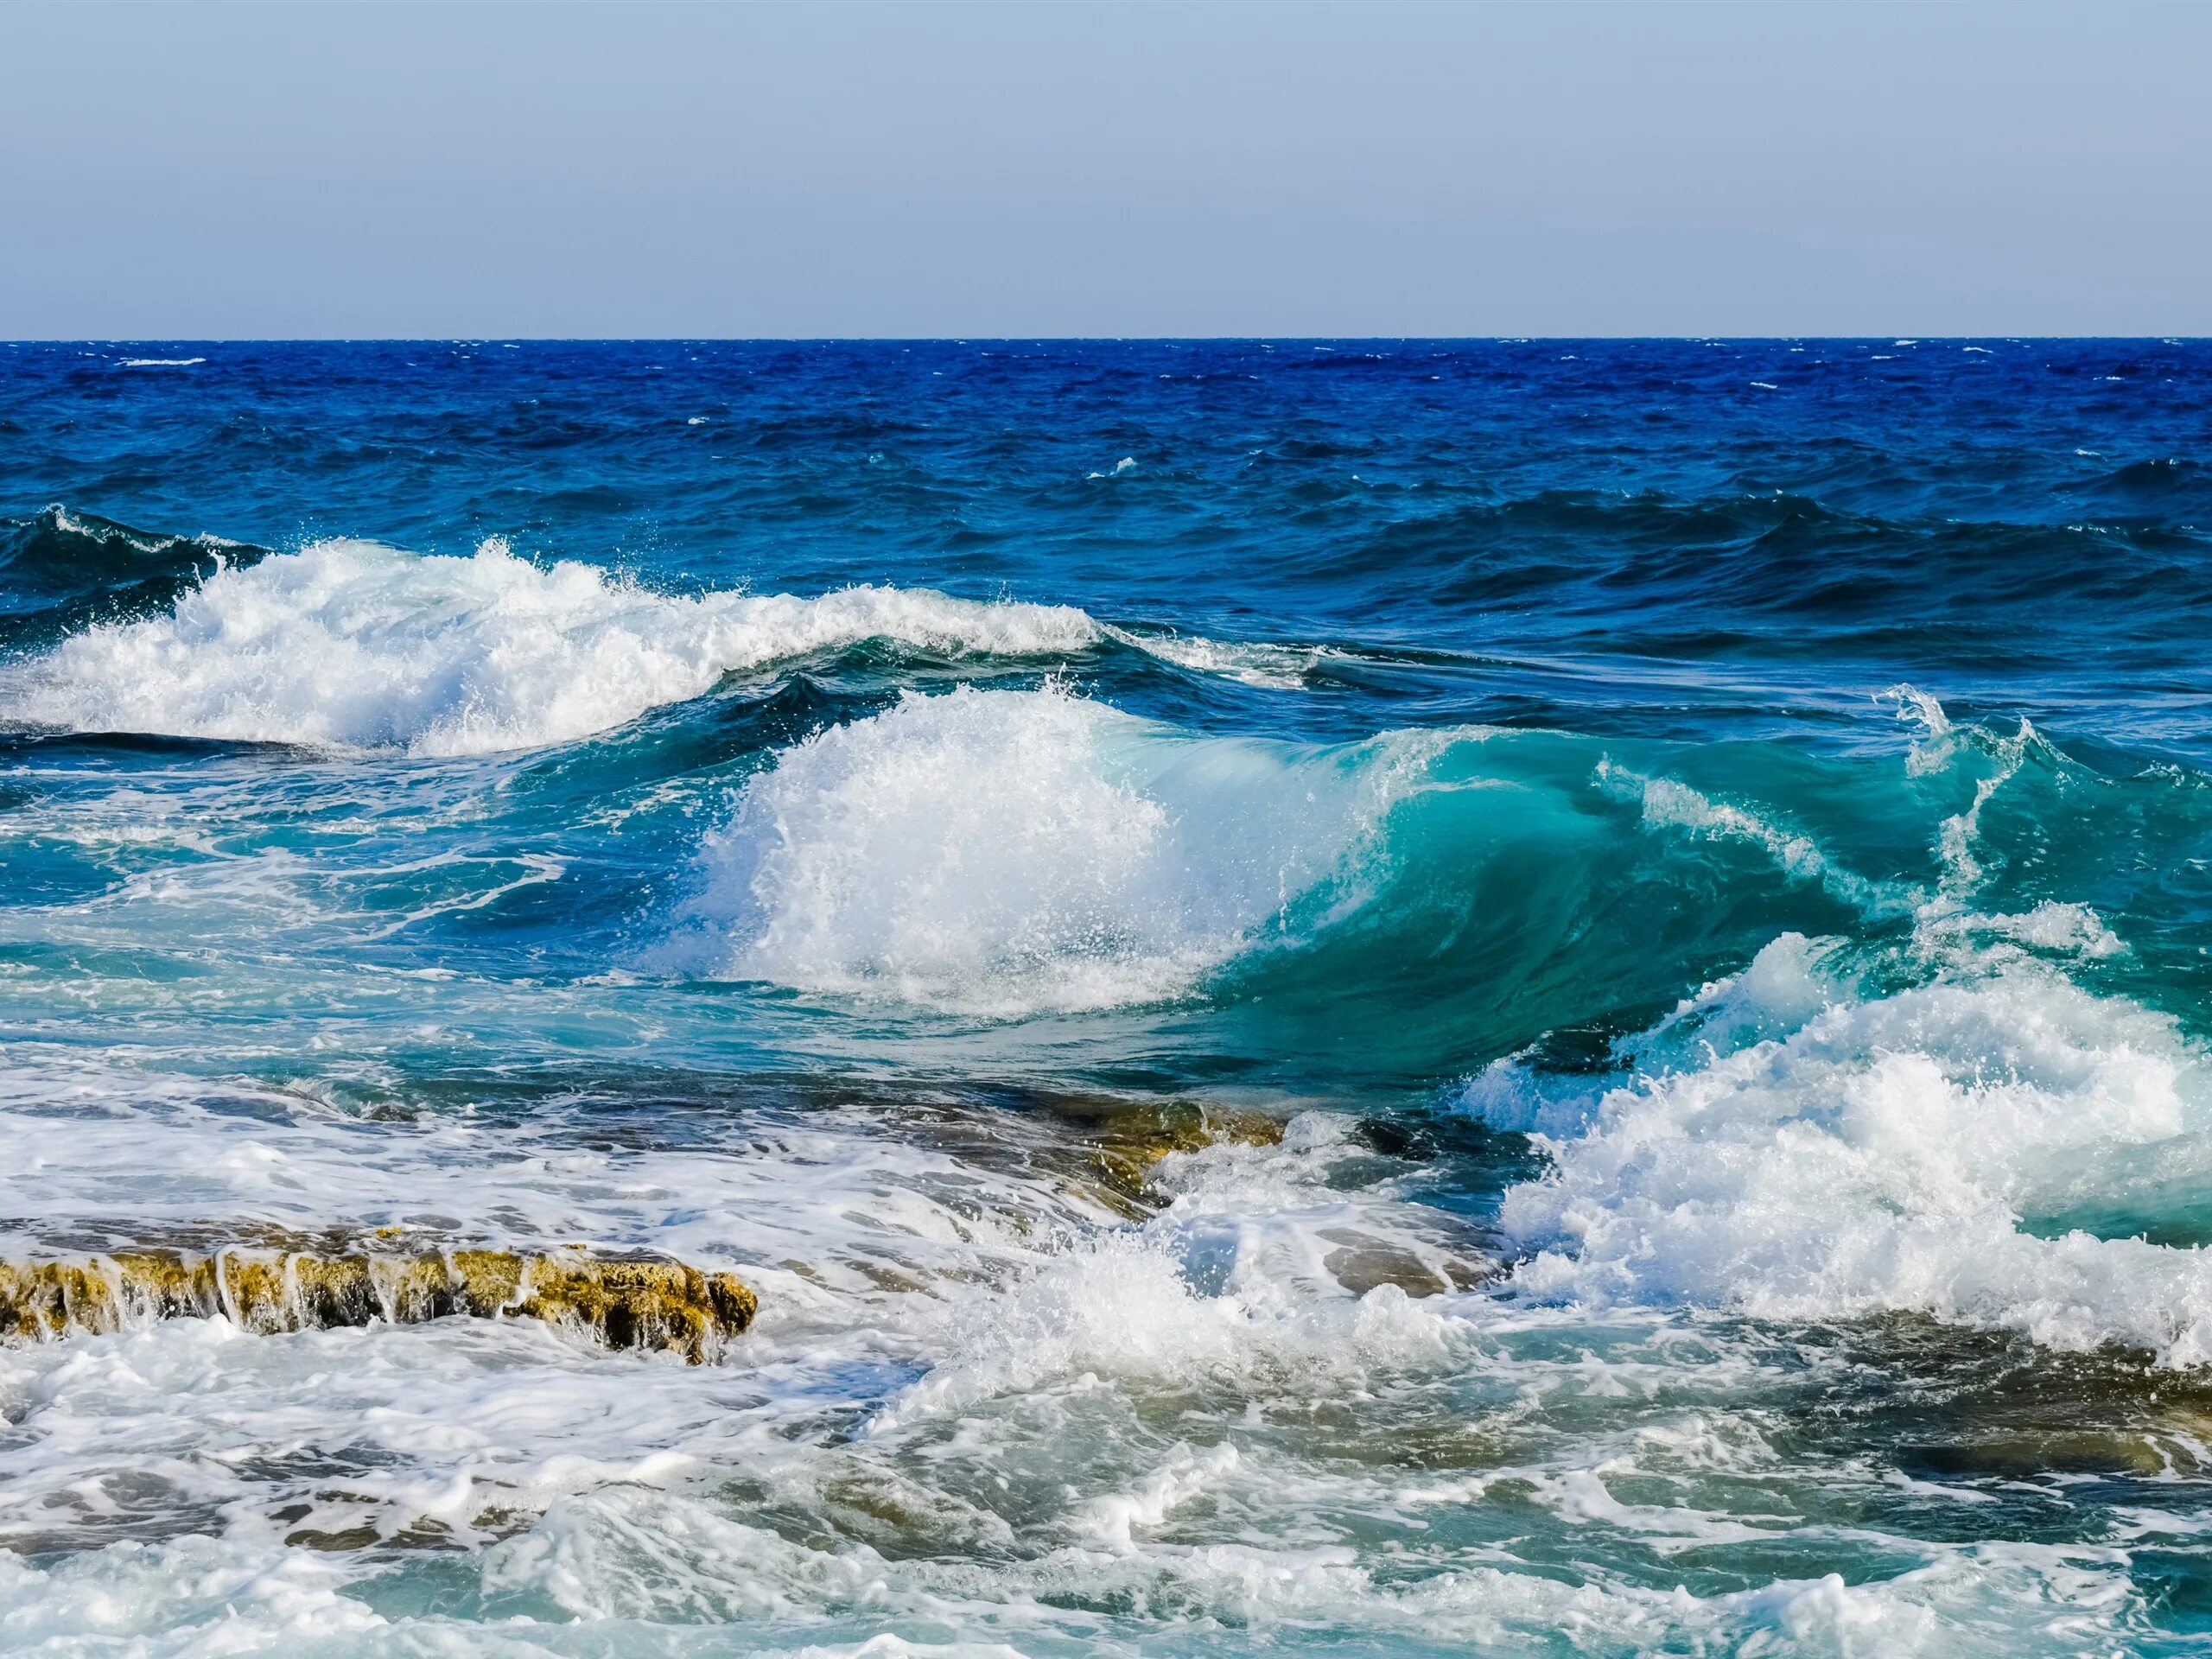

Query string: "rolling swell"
[[1321, 487, 2212, 661]]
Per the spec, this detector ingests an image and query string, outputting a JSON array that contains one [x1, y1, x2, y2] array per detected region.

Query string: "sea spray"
[[674, 683, 1456, 1013]]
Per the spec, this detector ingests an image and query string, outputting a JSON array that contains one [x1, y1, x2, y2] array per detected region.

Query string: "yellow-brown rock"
[[0, 1244, 756, 1363]]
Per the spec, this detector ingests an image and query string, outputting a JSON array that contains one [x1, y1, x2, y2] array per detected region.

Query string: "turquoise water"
[[2, 339, 2211, 1654]]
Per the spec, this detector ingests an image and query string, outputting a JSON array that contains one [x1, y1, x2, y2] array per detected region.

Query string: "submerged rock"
[[1058, 1097, 1286, 1205], [0, 1244, 756, 1362]]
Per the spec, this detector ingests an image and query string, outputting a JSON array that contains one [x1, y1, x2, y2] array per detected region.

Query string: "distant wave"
[[1313, 485, 2212, 626], [118, 357, 206, 368], [0, 535, 1328, 755]]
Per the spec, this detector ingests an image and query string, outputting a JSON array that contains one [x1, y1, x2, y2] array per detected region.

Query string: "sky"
[[2, 2, 2207, 339]]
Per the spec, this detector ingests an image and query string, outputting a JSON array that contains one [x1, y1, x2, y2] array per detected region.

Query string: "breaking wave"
[[674, 683, 1453, 1014], [0, 533, 1342, 755], [1470, 923, 2212, 1365], [0, 537, 1112, 754]]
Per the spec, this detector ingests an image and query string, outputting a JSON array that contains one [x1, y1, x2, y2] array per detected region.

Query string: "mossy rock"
[[0, 1243, 757, 1363]]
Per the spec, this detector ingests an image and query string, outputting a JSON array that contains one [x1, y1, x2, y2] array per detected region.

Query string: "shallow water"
[[2, 338, 2210, 1653]]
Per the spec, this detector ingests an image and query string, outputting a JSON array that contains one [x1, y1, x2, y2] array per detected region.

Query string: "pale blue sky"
[[3, 2, 2206, 338]]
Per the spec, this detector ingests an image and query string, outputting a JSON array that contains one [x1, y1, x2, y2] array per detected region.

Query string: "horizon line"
[[8, 334, 2206, 347]]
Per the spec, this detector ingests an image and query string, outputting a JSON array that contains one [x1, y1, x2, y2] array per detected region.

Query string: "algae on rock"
[[0, 1244, 756, 1363]]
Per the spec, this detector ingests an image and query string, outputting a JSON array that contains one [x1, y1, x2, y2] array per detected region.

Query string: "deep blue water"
[[2, 338, 2211, 1656]]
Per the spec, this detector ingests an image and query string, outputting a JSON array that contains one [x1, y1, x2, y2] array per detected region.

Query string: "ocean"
[[1, 337, 2209, 1655]]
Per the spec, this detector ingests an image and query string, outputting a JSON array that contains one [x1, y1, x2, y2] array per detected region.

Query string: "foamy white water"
[[1470, 925, 2212, 1363], [0, 540, 1344, 756], [0, 540, 1106, 754], [0, 1052, 2145, 1656], [676, 684, 1452, 1014]]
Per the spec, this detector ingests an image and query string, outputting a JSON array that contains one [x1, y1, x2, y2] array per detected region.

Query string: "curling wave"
[[674, 683, 1452, 1014], [0, 505, 257, 652], [667, 683, 2105, 1046]]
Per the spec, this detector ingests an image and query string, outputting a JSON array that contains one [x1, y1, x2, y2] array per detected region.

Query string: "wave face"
[[6, 339, 2212, 1656]]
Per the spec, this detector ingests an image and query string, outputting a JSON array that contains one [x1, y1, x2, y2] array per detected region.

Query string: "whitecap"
[[0, 539, 1091, 756], [1473, 931, 2212, 1366], [0, 537, 1342, 754], [1101, 624, 1335, 690], [670, 683, 1447, 1014]]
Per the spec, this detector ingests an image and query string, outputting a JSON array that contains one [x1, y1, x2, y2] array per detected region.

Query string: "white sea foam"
[[0, 1051, 1131, 1582], [0, 538, 1343, 754], [493, 1109, 2125, 1656], [1472, 931, 2212, 1364], [1916, 899, 2128, 961], [0, 1073, 1008, 1325], [0, 1051, 2155, 1654], [1880, 685, 2060, 893], [0, 539, 1111, 755], [0, 1516, 2134, 1657], [1078, 1441, 1243, 1550], [675, 684, 1447, 1014]]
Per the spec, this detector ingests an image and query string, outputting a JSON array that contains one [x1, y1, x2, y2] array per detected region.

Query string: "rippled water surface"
[[3, 338, 2212, 1655]]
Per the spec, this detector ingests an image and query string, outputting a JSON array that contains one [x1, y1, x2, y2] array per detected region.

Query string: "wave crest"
[[671, 684, 1441, 1015], [0, 538, 1110, 755], [0, 535, 1347, 754], [0, 505, 254, 652]]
